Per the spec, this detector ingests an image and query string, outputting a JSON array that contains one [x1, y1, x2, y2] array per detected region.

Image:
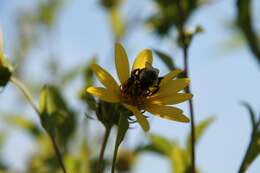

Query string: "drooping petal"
[[86, 87, 120, 103], [0, 28, 4, 64], [132, 49, 153, 70], [146, 93, 193, 105], [160, 69, 182, 86], [115, 43, 130, 84], [123, 104, 150, 132], [155, 78, 190, 96], [91, 64, 120, 93], [144, 104, 189, 122]]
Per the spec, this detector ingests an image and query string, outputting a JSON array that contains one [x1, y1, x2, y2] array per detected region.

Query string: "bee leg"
[[151, 85, 160, 95], [158, 77, 164, 84]]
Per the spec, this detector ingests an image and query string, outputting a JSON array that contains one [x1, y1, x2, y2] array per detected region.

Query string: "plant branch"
[[11, 76, 67, 173], [176, 1, 196, 172], [97, 126, 112, 173], [49, 132, 68, 173], [10, 76, 40, 115]]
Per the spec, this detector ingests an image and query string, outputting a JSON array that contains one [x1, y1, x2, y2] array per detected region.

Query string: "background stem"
[[49, 132, 68, 173], [97, 127, 111, 173], [176, 1, 196, 172], [10, 76, 68, 173]]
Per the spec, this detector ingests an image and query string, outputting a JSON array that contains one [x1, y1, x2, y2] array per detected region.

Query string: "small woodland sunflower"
[[86, 43, 193, 131]]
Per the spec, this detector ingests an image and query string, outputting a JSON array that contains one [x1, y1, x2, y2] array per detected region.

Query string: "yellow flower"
[[0, 28, 13, 87], [0, 28, 4, 66], [86, 43, 192, 132]]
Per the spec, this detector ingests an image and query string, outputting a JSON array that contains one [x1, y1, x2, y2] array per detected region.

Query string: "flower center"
[[120, 67, 162, 106]]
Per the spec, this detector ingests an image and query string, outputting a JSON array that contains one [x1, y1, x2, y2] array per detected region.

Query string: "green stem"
[[97, 126, 112, 173], [10, 76, 67, 173], [111, 142, 119, 173], [49, 132, 67, 173], [10, 76, 40, 115], [176, 1, 196, 172]]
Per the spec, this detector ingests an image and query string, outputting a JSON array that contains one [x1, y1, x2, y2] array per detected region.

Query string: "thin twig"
[[176, 1, 196, 172], [10, 76, 40, 115], [97, 127, 112, 173], [10, 76, 68, 173], [49, 132, 68, 173]]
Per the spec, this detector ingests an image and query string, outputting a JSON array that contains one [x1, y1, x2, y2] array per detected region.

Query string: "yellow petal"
[[132, 49, 153, 70], [146, 93, 193, 105], [160, 69, 182, 86], [86, 87, 120, 103], [115, 43, 130, 84], [91, 64, 120, 93], [144, 104, 189, 122], [123, 104, 150, 132], [155, 78, 190, 96], [0, 28, 4, 65]]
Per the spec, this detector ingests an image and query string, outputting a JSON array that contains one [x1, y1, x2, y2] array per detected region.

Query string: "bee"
[[122, 63, 163, 98]]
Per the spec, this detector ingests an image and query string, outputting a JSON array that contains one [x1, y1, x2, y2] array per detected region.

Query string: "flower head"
[[0, 28, 12, 87], [86, 43, 193, 131]]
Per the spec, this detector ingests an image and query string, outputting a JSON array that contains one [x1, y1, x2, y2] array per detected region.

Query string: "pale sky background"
[[0, 0, 260, 173]]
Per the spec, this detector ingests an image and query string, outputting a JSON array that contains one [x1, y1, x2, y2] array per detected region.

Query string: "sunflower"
[[86, 43, 192, 131]]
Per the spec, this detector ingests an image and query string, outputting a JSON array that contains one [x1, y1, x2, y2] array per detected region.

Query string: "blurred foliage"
[[39, 85, 76, 147], [14, 0, 64, 75], [136, 117, 214, 173], [147, 0, 200, 36], [0, 0, 260, 172], [236, 0, 260, 65], [99, 0, 125, 40]]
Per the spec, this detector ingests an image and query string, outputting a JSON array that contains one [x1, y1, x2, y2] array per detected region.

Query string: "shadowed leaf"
[[154, 50, 176, 70], [236, 0, 260, 65]]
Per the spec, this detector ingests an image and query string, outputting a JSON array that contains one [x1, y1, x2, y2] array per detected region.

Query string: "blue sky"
[[1, 0, 260, 172]]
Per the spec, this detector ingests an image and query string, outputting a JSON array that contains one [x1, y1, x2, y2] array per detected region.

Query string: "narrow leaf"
[[154, 50, 176, 70]]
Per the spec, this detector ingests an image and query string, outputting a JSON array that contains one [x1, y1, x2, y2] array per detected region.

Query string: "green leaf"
[[60, 66, 83, 86], [186, 116, 215, 151], [111, 114, 129, 173], [4, 116, 41, 137], [236, 0, 260, 65], [149, 134, 172, 156], [170, 143, 188, 173], [154, 50, 176, 70], [241, 101, 256, 128], [39, 85, 76, 147], [110, 8, 125, 40]]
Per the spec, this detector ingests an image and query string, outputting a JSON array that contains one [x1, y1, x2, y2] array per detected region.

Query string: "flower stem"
[[10, 76, 67, 173], [176, 1, 196, 172], [49, 132, 68, 173], [97, 126, 111, 173], [111, 142, 118, 173], [10, 76, 40, 115]]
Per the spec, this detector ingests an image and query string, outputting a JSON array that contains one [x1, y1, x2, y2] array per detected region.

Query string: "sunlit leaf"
[[170, 143, 188, 173], [4, 116, 41, 137], [186, 116, 215, 151], [149, 134, 172, 156], [110, 7, 125, 40]]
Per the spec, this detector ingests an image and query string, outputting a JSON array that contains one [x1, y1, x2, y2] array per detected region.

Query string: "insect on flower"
[[86, 43, 193, 131]]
